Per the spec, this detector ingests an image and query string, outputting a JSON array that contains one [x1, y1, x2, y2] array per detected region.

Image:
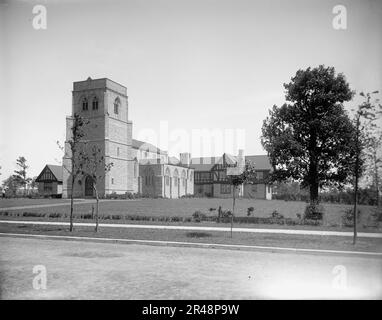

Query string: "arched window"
[[165, 168, 171, 186], [82, 98, 88, 111], [92, 97, 98, 110], [114, 97, 120, 115], [181, 170, 186, 187], [145, 168, 154, 186], [173, 169, 179, 187]]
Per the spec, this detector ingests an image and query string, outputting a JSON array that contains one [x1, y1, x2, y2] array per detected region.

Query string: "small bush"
[[247, 207, 255, 216], [304, 203, 325, 220], [192, 211, 207, 222], [48, 213, 61, 218], [186, 232, 212, 238], [341, 208, 361, 227], [22, 212, 45, 217], [370, 207, 382, 222], [271, 210, 284, 219]]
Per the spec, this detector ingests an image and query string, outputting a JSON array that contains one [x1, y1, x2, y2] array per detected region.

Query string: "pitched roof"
[[36, 165, 63, 182], [190, 154, 272, 171], [216, 153, 237, 165], [189, 156, 220, 171], [132, 139, 167, 155], [244, 155, 272, 170]]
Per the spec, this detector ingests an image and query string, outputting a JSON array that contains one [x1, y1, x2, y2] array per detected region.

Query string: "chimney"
[[179, 153, 191, 166]]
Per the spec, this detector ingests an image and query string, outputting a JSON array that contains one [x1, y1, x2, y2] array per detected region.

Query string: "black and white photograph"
[[0, 0, 381, 306]]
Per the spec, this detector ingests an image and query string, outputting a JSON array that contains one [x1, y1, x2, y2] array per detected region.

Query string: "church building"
[[62, 77, 194, 199]]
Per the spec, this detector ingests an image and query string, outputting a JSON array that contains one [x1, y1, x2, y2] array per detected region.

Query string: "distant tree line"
[[1, 157, 37, 197], [273, 181, 380, 206]]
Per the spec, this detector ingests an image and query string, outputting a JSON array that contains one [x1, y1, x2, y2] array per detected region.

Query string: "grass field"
[[1, 223, 382, 252], [0, 198, 83, 208], [0, 198, 380, 230]]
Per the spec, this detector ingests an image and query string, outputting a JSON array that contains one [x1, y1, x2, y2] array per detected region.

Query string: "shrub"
[[48, 213, 61, 218], [181, 194, 195, 198], [369, 207, 382, 222], [186, 232, 212, 238], [271, 210, 284, 219], [192, 211, 207, 222], [22, 212, 45, 217], [247, 207, 255, 216], [304, 203, 325, 220], [341, 208, 361, 227]]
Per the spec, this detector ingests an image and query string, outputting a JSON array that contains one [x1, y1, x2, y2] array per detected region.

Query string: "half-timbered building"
[[35, 164, 63, 197], [190, 152, 273, 199]]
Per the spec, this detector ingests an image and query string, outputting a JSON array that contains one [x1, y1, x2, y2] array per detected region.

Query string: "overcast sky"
[[1, 0, 381, 179]]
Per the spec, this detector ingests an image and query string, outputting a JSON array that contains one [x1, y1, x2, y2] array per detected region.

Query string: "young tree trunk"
[[373, 151, 380, 208], [353, 117, 360, 245], [70, 176, 75, 232], [231, 185, 236, 238], [95, 188, 99, 232], [353, 171, 358, 245]]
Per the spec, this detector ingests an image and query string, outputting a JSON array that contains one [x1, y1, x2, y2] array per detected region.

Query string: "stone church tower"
[[62, 77, 135, 198]]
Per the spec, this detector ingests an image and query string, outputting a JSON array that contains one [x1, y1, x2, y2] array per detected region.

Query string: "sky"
[[0, 0, 381, 179]]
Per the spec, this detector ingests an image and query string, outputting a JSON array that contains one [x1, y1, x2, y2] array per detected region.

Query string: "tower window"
[[114, 97, 120, 115], [82, 98, 88, 111], [92, 97, 98, 110], [111, 178, 114, 184]]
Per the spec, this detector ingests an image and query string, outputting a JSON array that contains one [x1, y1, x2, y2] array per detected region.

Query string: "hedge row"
[[0, 211, 321, 226]]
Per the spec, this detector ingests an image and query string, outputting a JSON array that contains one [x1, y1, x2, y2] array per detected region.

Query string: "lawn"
[[0, 198, 380, 230], [0, 198, 83, 208], [1, 223, 382, 253]]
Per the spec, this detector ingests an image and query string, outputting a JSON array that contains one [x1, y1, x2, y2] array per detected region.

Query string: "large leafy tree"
[[261, 65, 356, 204]]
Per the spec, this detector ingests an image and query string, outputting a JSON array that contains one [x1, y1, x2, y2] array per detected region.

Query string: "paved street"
[[0, 236, 381, 299]]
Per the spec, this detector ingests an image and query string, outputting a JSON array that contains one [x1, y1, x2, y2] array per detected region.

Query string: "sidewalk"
[[1, 220, 381, 238]]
